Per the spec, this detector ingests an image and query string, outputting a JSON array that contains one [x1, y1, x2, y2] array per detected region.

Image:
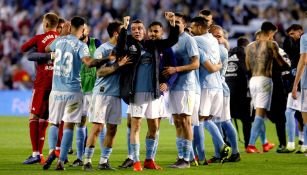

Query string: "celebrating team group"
[[20, 8, 307, 172]]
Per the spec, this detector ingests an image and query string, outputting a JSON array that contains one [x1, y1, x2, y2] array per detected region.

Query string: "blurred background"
[[0, 0, 306, 91]]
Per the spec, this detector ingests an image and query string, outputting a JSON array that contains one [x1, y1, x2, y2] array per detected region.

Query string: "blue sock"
[[176, 137, 183, 159], [303, 124, 307, 147], [99, 127, 106, 154], [48, 125, 58, 150], [131, 144, 140, 162], [76, 126, 86, 160], [222, 120, 239, 154], [182, 139, 192, 162], [249, 116, 264, 145], [204, 120, 224, 158], [145, 138, 155, 159], [59, 128, 73, 162], [152, 130, 160, 159], [189, 144, 195, 161], [127, 128, 132, 158], [192, 125, 199, 157], [285, 108, 296, 142], [84, 147, 95, 162], [194, 121, 205, 161], [259, 119, 267, 144], [100, 146, 112, 164]]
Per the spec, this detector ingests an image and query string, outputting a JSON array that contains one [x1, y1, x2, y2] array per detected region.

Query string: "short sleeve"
[[186, 37, 199, 58], [300, 34, 307, 54], [79, 43, 90, 59]]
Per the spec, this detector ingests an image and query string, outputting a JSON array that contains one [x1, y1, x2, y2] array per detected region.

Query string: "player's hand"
[[162, 66, 177, 76], [160, 83, 168, 92], [118, 55, 132, 66], [123, 16, 130, 29], [165, 12, 175, 26], [292, 86, 298, 99]]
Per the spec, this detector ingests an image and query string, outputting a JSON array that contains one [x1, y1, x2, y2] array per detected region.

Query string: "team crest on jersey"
[[83, 47, 90, 55], [129, 45, 137, 52], [97, 53, 103, 59]]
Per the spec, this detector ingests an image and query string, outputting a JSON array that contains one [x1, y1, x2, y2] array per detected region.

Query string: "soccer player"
[[162, 13, 199, 169], [210, 25, 240, 162], [189, 17, 230, 164], [245, 22, 289, 153], [116, 12, 178, 171], [283, 24, 305, 152], [292, 20, 307, 154], [21, 12, 59, 165], [82, 21, 128, 171], [70, 24, 102, 166], [45, 16, 109, 170]]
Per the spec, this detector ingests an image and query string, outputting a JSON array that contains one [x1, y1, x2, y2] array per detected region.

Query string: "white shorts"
[[82, 93, 92, 116], [191, 94, 200, 126], [169, 91, 195, 116], [221, 96, 231, 121], [130, 92, 160, 119], [49, 91, 83, 125], [286, 92, 301, 111], [159, 91, 172, 119], [199, 89, 223, 117], [249, 76, 273, 111], [302, 89, 307, 112], [89, 95, 122, 124]]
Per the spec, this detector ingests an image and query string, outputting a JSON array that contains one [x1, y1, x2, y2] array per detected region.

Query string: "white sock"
[[128, 155, 133, 160], [32, 152, 40, 157], [99, 157, 107, 164], [84, 158, 92, 164], [287, 142, 295, 149], [299, 131, 304, 142]]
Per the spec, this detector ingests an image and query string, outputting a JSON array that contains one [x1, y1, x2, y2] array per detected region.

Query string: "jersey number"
[[54, 49, 73, 76]]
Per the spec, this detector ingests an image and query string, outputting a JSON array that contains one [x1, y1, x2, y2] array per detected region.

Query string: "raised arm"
[[115, 16, 130, 57]]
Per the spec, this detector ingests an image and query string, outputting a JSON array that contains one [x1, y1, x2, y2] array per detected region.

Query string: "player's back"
[[51, 34, 90, 92], [194, 33, 220, 64], [246, 40, 276, 77]]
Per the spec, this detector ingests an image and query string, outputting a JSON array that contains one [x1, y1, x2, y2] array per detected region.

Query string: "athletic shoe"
[[68, 147, 73, 154], [224, 153, 241, 162], [246, 145, 260, 153], [170, 159, 190, 168], [64, 158, 69, 164], [203, 159, 209, 165], [83, 162, 93, 171], [220, 145, 231, 162], [169, 158, 183, 168], [133, 161, 142, 171], [207, 156, 221, 163], [43, 151, 57, 170], [276, 145, 295, 153], [70, 159, 83, 167], [189, 159, 199, 167], [98, 160, 116, 170], [23, 155, 41, 164], [55, 161, 65, 170], [118, 158, 134, 168], [263, 142, 275, 152], [144, 159, 162, 170]]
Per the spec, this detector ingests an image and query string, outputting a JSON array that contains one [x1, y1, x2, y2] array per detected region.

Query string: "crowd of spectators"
[[0, 0, 306, 90]]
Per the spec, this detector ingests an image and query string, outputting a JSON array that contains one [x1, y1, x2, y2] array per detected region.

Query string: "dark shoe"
[[118, 158, 134, 168], [70, 159, 83, 167], [220, 145, 231, 162], [170, 159, 190, 169], [68, 147, 73, 154], [23, 155, 41, 164], [43, 151, 57, 170], [224, 153, 241, 162], [83, 162, 93, 171], [276, 145, 295, 153], [207, 156, 221, 163], [98, 160, 116, 170], [169, 158, 183, 168], [55, 161, 65, 170], [202, 159, 209, 165]]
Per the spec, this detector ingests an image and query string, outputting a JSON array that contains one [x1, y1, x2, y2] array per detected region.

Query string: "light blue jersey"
[[171, 32, 199, 92], [219, 44, 228, 77], [300, 33, 307, 89], [135, 50, 154, 92], [93, 42, 120, 96], [194, 33, 222, 90], [50, 34, 90, 92]]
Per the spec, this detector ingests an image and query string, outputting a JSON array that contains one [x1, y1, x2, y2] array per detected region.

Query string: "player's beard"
[[79, 34, 86, 41]]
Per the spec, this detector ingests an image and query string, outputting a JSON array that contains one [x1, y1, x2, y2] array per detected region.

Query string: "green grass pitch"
[[0, 116, 306, 175]]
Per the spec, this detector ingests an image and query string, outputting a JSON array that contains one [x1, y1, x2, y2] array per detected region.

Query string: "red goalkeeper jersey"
[[21, 31, 59, 90]]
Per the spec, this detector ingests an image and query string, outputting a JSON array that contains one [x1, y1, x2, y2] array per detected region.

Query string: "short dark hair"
[[199, 9, 211, 16], [286, 24, 303, 34], [107, 20, 122, 37], [191, 16, 208, 29], [261, 21, 277, 34], [131, 19, 143, 25], [44, 12, 59, 28], [175, 12, 188, 23], [70, 16, 86, 30], [58, 18, 65, 24], [237, 37, 249, 47], [148, 21, 163, 29]]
